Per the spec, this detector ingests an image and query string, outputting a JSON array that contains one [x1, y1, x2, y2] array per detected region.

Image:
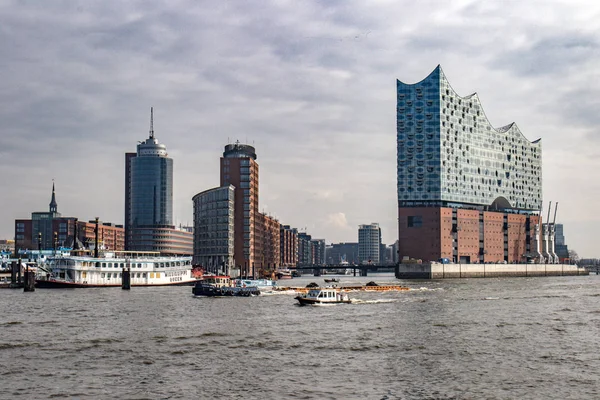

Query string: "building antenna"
[[149, 107, 154, 139]]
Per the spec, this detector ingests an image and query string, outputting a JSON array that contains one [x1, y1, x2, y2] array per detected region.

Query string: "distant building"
[[397, 66, 543, 263], [192, 186, 235, 275], [358, 223, 381, 264], [125, 108, 191, 256], [15, 184, 124, 252], [326, 242, 359, 265], [391, 240, 399, 264], [280, 225, 298, 267], [297, 232, 313, 266], [554, 223, 569, 262], [380, 243, 387, 265], [256, 212, 281, 274], [311, 239, 326, 265]]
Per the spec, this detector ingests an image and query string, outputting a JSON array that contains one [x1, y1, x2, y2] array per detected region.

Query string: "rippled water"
[[1, 273, 599, 399]]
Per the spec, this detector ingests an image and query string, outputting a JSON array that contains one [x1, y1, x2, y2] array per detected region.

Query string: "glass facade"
[[397, 66, 542, 211], [192, 185, 235, 274], [130, 156, 173, 227], [358, 223, 381, 264]]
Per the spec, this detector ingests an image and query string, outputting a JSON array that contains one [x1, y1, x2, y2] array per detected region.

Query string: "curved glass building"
[[125, 109, 191, 255], [397, 66, 543, 263]]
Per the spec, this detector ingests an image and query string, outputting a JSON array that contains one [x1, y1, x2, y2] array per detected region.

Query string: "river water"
[[1, 273, 599, 399]]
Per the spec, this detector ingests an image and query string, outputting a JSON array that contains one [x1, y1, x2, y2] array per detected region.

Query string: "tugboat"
[[295, 287, 351, 306], [192, 276, 260, 297]]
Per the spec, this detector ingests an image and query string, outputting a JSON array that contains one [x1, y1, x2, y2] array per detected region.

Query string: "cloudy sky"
[[1, 0, 599, 257]]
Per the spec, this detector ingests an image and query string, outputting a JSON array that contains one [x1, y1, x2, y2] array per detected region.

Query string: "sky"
[[1, 0, 600, 257]]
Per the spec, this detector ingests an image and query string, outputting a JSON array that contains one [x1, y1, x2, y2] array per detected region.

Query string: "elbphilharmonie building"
[[397, 66, 543, 263]]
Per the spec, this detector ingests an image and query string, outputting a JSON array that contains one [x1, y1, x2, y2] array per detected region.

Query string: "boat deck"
[[282, 285, 410, 294]]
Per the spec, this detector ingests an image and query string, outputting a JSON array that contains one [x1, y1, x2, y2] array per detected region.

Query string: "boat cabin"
[[200, 276, 232, 288]]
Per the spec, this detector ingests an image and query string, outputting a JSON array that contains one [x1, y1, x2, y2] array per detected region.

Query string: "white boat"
[[295, 287, 351, 306], [35, 251, 195, 288], [233, 278, 277, 291]]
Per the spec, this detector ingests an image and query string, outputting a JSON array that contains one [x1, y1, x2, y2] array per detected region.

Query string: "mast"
[[149, 107, 154, 139]]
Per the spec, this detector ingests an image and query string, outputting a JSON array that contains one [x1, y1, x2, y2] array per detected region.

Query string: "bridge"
[[292, 264, 396, 277]]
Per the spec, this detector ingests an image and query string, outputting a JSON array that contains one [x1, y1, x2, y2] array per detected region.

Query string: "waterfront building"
[[358, 223, 382, 264], [279, 225, 298, 268], [325, 242, 359, 265], [220, 141, 260, 276], [15, 185, 124, 252], [311, 239, 326, 265], [192, 186, 235, 275], [554, 223, 569, 262], [125, 108, 192, 256], [297, 232, 313, 266], [256, 212, 281, 275], [397, 66, 543, 263]]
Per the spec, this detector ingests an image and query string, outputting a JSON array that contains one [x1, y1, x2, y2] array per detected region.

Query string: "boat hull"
[[192, 284, 260, 297], [36, 279, 198, 289], [295, 296, 351, 306]]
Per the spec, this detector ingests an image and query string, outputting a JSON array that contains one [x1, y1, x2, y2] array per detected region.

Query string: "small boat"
[[275, 269, 293, 279], [192, 276, 260, 297], [295, 287, 351, 306], [324, 278, 339, 283]]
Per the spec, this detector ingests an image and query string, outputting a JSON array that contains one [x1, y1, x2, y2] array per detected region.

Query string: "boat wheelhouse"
[[295, 287, 351, 306]]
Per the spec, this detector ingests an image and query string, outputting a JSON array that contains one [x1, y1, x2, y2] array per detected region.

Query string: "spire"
[[149, 107, 154, 139], [49, 181, 57, 213]]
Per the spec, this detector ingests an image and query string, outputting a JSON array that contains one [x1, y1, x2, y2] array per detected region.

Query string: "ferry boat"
[[295, 287, 351, 306], [192, 275, 260, 297], [35, 251, 195, 288]]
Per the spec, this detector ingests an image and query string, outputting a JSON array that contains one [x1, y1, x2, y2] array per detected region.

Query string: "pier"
[[395, 262, 588, 279]]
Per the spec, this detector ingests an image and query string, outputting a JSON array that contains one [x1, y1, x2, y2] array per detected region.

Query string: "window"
[[407, 216, 423, 228]]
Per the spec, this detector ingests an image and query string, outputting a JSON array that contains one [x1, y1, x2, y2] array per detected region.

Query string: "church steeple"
[[49, 181, 57, 213]]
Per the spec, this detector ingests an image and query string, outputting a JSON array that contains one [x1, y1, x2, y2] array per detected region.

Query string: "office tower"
[[192, 186, 235, 274], [358, 223, 381, 264], [397, 66, 542, 263], [125, 108, 192, 255], [220, 141, 259, 276]]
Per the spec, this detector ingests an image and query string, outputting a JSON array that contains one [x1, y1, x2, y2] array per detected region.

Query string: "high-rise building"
[[358, 223, 381, 264], [192, 185, 235, 274], [125, 108, 192, 255], [397, 66, 542, 263], [220, 141, 259, 276]]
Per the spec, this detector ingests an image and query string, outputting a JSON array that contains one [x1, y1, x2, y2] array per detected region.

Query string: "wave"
[[350, 299, 398, 304]]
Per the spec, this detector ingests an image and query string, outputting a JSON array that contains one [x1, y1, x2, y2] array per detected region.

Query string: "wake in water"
[[350, 299, 398, 304], [410, 287, 445, 292]]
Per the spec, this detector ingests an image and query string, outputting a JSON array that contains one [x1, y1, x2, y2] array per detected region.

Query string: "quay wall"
[[396, 263, 588, 280]]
